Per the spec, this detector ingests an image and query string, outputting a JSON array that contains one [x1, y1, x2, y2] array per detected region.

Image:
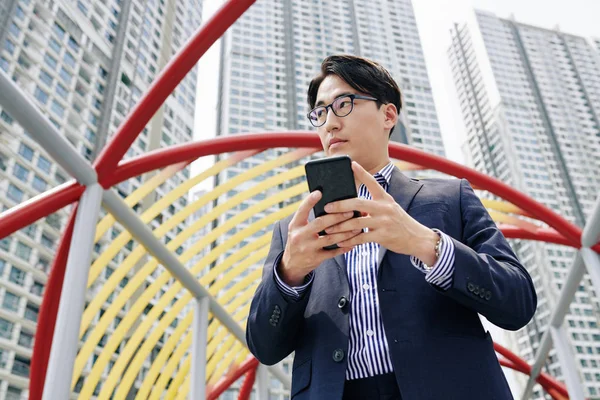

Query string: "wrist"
[[279, 253, 306, 286], [412, 228, 440, 267]]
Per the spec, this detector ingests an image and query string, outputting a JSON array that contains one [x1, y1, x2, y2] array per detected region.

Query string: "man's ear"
[[383, 103, 398, 130]]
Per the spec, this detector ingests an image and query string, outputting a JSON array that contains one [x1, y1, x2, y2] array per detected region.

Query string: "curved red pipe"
[[93, 0, 257, 179], [495, 342, 568, 397], [0, 181, 83, 239], [236, 367, 257, 400], [29, 204, 78, 400], [207, 358, 259, 400], [4, 133, 596, 254], [500, 225, 600, 253]]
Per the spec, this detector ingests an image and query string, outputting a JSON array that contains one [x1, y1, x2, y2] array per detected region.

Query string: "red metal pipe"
[[500, 226, 578, 248], [93, 0, 257, 179], [207, 358, 259, 400], [99, 132, 593, 250], [237, 367, 257, 400], [0, 181, 83, 239], [495, 342, 569, 397], [29, 205, 78, 400]]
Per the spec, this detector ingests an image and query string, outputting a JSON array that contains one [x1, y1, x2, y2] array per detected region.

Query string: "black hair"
[[307, 54, 402, 136]]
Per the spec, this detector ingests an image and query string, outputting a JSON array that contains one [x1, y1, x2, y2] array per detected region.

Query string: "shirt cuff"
[[410, 229, 455, 291], [272, 251, 314, 300]]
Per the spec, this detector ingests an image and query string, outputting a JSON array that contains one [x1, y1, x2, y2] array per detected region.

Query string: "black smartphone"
[[305, 155, 361, 250]]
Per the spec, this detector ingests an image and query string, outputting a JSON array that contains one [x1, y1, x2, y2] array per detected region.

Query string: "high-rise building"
[[449, 10, 600, 399], [214, 0, 445, 397], [0, 0, 201, 397]]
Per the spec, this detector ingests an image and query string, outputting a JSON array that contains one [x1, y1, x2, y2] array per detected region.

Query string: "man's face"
[[313, 75, 394, 172]]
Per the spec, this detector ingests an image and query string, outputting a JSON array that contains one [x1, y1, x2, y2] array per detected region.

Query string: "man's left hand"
[[324, 161, 439, 265]]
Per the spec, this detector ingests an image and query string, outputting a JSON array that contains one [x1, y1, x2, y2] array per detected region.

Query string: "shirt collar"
[[374, 162, 394, 186]]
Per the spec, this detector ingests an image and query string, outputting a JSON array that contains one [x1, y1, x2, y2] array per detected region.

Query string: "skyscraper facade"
[[0, 0, 201, 397], [449, 10, 600, 399], [215, 0, 445, 397]]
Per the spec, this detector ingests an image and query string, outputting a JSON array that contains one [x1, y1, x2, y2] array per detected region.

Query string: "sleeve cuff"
[[410, 230, 455, 291], [272, 251, 314, 300]]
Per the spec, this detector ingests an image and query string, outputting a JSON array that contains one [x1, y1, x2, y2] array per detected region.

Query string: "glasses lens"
[[309, 107, 326, 126], [332, 96, 353, 117]]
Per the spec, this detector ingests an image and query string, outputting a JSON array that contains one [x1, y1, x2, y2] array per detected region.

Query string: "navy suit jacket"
[[246, 167, 537, 399]]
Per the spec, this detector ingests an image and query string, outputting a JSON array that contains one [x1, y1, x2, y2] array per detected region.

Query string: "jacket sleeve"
[[440, 179, 537, 331], [246, 220, 311, 365]]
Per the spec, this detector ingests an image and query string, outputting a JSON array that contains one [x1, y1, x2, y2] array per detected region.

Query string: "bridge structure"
[[0, 0, 599, 399]]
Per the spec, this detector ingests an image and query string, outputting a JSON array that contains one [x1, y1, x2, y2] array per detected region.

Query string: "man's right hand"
[[278, 191, 361, 286]]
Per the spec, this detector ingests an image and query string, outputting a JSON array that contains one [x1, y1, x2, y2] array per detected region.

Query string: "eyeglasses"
[[307, 94, 379, 127]]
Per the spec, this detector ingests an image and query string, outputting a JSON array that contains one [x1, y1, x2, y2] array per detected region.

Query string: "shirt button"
[[366, 330, 374, 337], [363, 283, 370, 291], [362, 251, 368, 257]]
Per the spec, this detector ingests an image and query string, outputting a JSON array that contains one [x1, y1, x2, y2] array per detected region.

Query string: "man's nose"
[[322, 107, 341, 132]]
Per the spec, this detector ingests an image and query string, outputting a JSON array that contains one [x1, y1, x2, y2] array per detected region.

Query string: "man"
[[246, 55, 537, 399]]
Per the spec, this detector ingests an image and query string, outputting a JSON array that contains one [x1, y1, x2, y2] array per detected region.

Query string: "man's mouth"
[[329, 139, 347, 149]]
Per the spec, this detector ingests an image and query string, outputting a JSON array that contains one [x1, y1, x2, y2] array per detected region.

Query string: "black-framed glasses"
[[307, 94, 379, 127]]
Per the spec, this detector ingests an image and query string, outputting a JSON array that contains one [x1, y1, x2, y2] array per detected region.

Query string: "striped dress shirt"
[[274, 162, 456, 380]]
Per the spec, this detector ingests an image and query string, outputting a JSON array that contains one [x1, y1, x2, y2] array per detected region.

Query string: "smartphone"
[[305, 155, 361, 250]]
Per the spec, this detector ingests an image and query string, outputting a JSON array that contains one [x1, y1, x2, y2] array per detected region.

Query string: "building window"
[[38, 69, 53, 86], [0, 237, 11, 252], [56, 83, 68, 99], [40, 233, 55, 250], [7, 183, 24, 203], [24, 303, 38, 322], [4, 39, 15, 55], [53, 22, 66, 40], [9, 266, 26, 286], [34, 86, 49, 104], [0, 56, 9, 72], [59, 67, 72, 84], [0, 110, 13, 124], [9, 23, 21, 38], [50, 100, 65, 118], [18, 330, 34, 348], [15, 241, 31, 262], [48, 37, 61, 54], [18, 143, 34, 161], [37, 155, 51, 173], [11, 356, 29, 378], [44, 53, 58, 69], [22, 224, 36, 238], [32, 175, 47, 192], [30, 281, 44, 296], [2, 291, 20, 312], [0, 318, 14, 339], [63, 52, 76, 68], [12, 163, 29, 182]]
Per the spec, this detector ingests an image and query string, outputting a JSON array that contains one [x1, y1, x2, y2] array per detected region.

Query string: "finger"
[[324, 216, 370, 234], [317, 229, 363, 248], [352, 161, 387, 200], [325, 197, 376, 214], [290, 190, 321, 228], [337, 230, 372, 248], [309, 211, 356, 234]]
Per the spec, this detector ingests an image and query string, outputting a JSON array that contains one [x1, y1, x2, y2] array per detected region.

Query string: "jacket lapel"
[[377, 167, 424, 265]]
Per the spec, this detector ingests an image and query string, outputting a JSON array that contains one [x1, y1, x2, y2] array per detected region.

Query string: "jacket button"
[[332, 349, 345, 363], [338, 296, 348, 309], [485, 291, 492, 300], [473, 285, 480, 295], [269, 318, 277, 327], [467, 282, 474, 292]]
